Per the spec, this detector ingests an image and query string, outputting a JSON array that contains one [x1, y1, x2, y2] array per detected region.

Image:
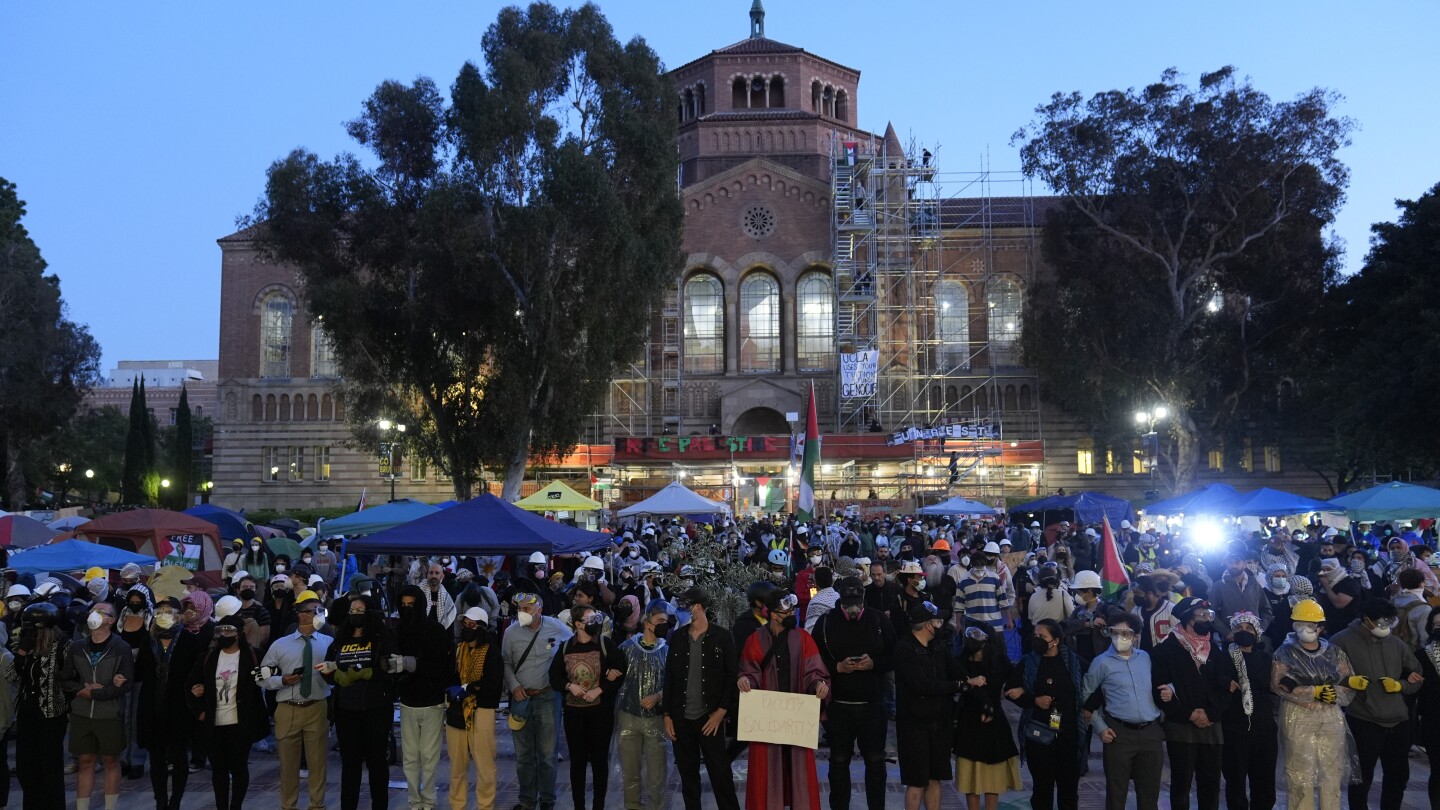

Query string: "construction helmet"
[[767, 549, 790, 567], [5, 584, 31, 600], [1072, 570, 1103, 590], [931, 538, 951, 552], [527, 551, 547, 565], [1290, 598, 1325, 624], [213, 595, 243, 620]]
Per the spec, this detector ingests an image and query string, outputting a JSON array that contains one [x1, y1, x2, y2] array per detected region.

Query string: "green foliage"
[[0, 178, 102, 509], [28, 405, 128, 504], [1013, 67, 1351, 493], [244, 506, 355, 527], [250, 2, 683, 502], [171, 384, 194, 509], [122, 379, 159, 506]]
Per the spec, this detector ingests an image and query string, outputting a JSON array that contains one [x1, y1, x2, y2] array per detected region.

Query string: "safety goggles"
[[1103, 627, 1136, 640], [1188, 609, 1215, 622], [512, 592, 539, 607], [772, 594, 799, 613], [215, 626, 239, 637]]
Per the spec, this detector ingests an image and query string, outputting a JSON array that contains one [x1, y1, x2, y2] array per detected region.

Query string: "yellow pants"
[[446, 709, 497, 810]]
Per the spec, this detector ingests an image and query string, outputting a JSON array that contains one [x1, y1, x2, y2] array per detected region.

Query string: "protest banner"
[[737, 689, 822, 749]]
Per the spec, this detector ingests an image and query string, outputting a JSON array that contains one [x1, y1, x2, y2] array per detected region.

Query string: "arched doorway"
[[731, 406, 790, 435]]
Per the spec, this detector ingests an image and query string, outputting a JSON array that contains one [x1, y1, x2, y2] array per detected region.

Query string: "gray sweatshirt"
[[60, 632, 135, 721], [1331, 617, 1421, 727]]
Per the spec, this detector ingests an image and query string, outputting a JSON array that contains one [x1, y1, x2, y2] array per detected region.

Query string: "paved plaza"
[[22, 705, 1433, 809]]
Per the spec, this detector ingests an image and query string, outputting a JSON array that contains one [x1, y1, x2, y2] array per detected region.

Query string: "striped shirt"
[[954, 571, 1011, 632]]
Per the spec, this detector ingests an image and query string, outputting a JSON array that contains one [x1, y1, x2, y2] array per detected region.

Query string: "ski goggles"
[[771, 594, 799, 613]]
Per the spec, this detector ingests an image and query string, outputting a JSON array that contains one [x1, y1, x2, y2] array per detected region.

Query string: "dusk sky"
[[4, 1, 1437, 372]]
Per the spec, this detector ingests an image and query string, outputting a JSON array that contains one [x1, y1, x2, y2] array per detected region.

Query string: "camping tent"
[[76, 509, 223, 577], [1143, 483, 1241, 517], [617, 482, 731, 518], [8, 539, 165, 575], [316, 499, 441, 538], [1328, 482, 1440, 522], [0, 514, 61, 548], [1224, 488, 1336, 518], [346, 493, 612, 556], [918, 496, 1001, 516], [184, 504, 254, 543], [1010, 491, 1132, 525], [48, 515, 91, 531], [514, 481, 602, 513]]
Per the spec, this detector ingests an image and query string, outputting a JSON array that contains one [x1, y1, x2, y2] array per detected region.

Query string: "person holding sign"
[[737, 590, 831, 810]]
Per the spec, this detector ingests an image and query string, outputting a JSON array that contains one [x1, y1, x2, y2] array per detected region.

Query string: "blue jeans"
[[512, 692, 558, 808]]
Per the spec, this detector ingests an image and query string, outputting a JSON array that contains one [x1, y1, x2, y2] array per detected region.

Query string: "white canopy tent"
[[617, 481, 732, 517]]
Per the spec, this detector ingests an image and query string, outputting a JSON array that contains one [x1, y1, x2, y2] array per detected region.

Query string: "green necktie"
[[301, 635, 313, 698]]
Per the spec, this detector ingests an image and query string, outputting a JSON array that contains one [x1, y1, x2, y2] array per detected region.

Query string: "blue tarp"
[[317, 499, 441, 538], [1144, 484, 1240, 517], [1009, 491, 1132, 525], [345, 493, 612, 557], [184, 504, 253, 543], [1328, 482, 1440, 522], [1225, 488, 1336, 518], [8, 539, 159, 574]]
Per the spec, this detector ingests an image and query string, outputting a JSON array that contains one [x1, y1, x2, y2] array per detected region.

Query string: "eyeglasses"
[[348, 610, 367, 616], [1189, 609, 1215, 621], [215, 627, 239, 637]]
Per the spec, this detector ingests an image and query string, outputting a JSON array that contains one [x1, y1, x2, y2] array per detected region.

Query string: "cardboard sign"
[[737, 689, 821, 749]]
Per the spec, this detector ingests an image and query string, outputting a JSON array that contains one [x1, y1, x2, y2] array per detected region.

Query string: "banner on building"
[[886, 419, 999, 446], [839, 350, 879, 399]]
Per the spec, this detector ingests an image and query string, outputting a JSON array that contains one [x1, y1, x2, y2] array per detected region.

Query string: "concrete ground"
[[18, 708, 1434, 809]]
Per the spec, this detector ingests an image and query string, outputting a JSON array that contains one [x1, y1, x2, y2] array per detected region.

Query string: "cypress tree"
[[172, 383, 193, 509], [138, 378, 159, 505], [121, 379, 145, 504]]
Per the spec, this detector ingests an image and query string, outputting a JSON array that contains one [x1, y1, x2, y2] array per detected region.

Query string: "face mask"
[[87, 612, 105, 631], [398, 605, 419, 622], [302, 555, 312, 564], [841, 603, 864, 620], [1030, 637, 1051, 655], [652, 624, 670, 640], [1191, 621, 1213, 636], [516, 610, 535, 627], [1111, 635, 1134, 653], [912, 577, 926, 591], [318, 545, 328, 553], [128, 601, 145, 613], [1296, 626, 1320, 643], [809, 555, 822, 566], [780, 615, 797, 630], [959, 555, 970, 568], [275, 564, 286, 573], [1233, 630, 1258, 648], [154, 612, 177, 630], [219, 633, 239, 649], [312, 611, 326, 630], [251, 545, 261, 553], [1370, 624, 1392, 639], [460, 627, 478, 643], [1350, 560, 1365, 573], [239, 589, 256, 601], [1270, 579, 1290, 595], [628, 550, 639, 559], [348, 613, 367, 629]]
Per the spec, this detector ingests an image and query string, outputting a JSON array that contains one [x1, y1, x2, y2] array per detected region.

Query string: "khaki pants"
[[446, 709, 497, 810], [276, 701, 330, 810], [401, 703, 446, 809], [617, 711, 668, 810]]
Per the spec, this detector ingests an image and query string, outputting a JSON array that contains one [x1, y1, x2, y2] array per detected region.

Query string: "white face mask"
[[516, 610, 535, 627], [154, 612, 177, 630], [1296, 626, 1320, 643], [318, 546, 328, 553], [1370, 624, 1392, 639], [87, 612, 106, 631], [312, 611, 326, 630], [275, 564, 286, 573], [1270, 579, 1291, 595], [1111, 635, 1134, 653], [251, 545, 261, 553]]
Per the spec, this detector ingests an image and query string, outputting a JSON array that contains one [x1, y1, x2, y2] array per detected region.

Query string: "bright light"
[[396, 424, 407, 433], [1207, 293, 1222, 313], [1134, 411, 1149, 425], [160, 479, 171, 488], [84, 469, 94, 479], [822, 464, 835, 474], [378, 419, 393, 431], [676, 469, 686, 479], [1153, 405, 1168, 420], [1191, 519, 1227, 551]]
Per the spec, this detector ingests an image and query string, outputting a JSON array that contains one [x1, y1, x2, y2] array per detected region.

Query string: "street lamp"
[[378, 420, 407, 501], [161, 479, 171, 488], [84, 469, 94, 479], [1134, 405, 1168, 491]]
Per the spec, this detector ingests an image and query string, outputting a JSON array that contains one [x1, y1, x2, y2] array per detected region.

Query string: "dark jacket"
[[812, 605, 895, 702], [394, 615, 457, 708], [185, 642, 269, 746], [662, 622, 738, 721], [136, 628, 210, 748], [1218, 644, 1277, 734], [447, 638, 505, 729], [731, 610, 766, 655], [1149, 633, 1236, 728], [323, 627, 398, 712], [893, 633, 962, 724], [60, 631, 135, 721]]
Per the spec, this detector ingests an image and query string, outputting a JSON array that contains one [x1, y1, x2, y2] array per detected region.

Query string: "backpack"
[[1396, 597, 1427, 649]]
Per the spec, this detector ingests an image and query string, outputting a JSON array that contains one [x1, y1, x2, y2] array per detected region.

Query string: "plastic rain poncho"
[[1271, 634, 1361, 810]]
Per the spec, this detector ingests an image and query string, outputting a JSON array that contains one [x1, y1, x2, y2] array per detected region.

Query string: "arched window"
[[1004, 385, 1019, 411], [1019, 385, 1033, 411], [307, 393, 319, 421], [769, 75, 786, 107], [684, 274, 724, 374], [278, 394, 291, 422], [259, 291, 294, 378], [796, 271, 834, 371], [822, 86, 834, 117], [264, 394, 277, 421], [811, 80, 822, 112], [749, 75, 766, 109], [696, 83, 706, 115], [311, 325, 339, 378], [732, 77, 747, 109], [333, 393, 345, 421], [739, 272, 780, 373], [835, 89, 849, 122], [946, 385, 959, 408], [935, 280, 970, 371], [987, 276, 1023, 366], [251, 394, 263, 422], [683, 88, 695, 120], [320, 393, 333, 421]]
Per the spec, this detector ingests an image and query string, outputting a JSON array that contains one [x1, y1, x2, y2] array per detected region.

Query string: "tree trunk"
[[451, 473, 474, 502], [1172, 412, 1201, 495], [4, 436, 26, 510], [501, 435, 529, 501]]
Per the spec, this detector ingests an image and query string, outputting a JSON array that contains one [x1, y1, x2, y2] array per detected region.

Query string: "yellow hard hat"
[[84, 567, 105, 582], [1290, 598, 1325, 623], [295, 590, 321, 605]]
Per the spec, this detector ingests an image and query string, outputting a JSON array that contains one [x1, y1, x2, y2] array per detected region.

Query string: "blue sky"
[[4, 1, 1437, 372]]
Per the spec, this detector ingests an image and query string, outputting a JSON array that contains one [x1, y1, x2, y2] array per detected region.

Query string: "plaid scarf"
[[1173, 623, 1211, 666], [1229, 645, 1254, 729], [456, 641, 490, 729]]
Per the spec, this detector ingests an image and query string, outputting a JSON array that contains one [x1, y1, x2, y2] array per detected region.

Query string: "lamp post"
[[378, 420, 407, 502], [1134, 405, 1168, 493]]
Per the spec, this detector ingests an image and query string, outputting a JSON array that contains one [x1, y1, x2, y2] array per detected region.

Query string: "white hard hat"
[[1030, 521, 1040, 528], [898, 560, 924, 575], [581, 556, 605, 571], [32, 581, 60, 598], [308, 574, 325, 587], [1084, 528, 1099, 538], [5, 584, 30, 599], [528, 552, 547, 565], [231, 570, 251, 585], [214, 595, 242, 620], [463, 606, 489, 625], [1072, 570, 1102, 590], [1120, 520, 1133, 530], [641, 561, 662, 574], [796, 525, 809, 535], [983, 541, 1001, 555]]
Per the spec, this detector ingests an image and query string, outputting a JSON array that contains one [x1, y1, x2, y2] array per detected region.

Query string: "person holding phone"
[[814, 576, 895, 810]]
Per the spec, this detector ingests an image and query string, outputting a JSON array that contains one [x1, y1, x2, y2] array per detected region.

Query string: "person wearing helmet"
[[737, 589, 831, 810], [955, 550, 1012, 641], [1027, 562, 1074, 624], [766, 548, 791, 582], [60, 599, 134, 810], [222, 538, 246, 583], [732, 581, 777, 658], [1271, 598, 1357, 810], [4, 583, 31, 635], [1217, 611, 1278, 810], [814, 577, 895, 810], [14, 600, 71, 808], [1063, 570, 1109, 664]]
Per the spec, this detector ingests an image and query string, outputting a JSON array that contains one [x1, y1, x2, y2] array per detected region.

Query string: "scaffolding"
[[831, 135, 1042, 503]]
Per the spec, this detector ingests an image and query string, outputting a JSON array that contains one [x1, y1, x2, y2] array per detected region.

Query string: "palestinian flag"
[[1100, 515, 1130, 600], [797, 381, 820, 522]]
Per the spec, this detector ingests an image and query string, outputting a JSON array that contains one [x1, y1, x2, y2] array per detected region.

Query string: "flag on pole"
[[355, 487, 368, 513], [797, 381, 820, 522], [1100, 515, 1130, 600]]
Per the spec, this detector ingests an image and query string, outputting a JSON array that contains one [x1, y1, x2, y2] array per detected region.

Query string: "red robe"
[[739, 627, 829, 810]]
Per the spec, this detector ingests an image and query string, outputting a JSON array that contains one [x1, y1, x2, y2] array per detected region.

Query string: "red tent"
[[76, 509, 224, 586]]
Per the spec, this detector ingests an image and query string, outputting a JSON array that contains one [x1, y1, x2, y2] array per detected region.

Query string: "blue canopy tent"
[[184, 504, 253, 543], [1225, 488, 1336, 518], [1010, 491, 1132, 525], [316, 499, 441, 538], [8, 539, 159, 574], [1328, 482, 1440, 522], [1143, 483, 1240, 517], [345, 493, 612, 557], [918, 496, 1002, 516]]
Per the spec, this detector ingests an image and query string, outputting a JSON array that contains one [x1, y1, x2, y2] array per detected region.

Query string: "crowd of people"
[[1, 511, 1437, 810]]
